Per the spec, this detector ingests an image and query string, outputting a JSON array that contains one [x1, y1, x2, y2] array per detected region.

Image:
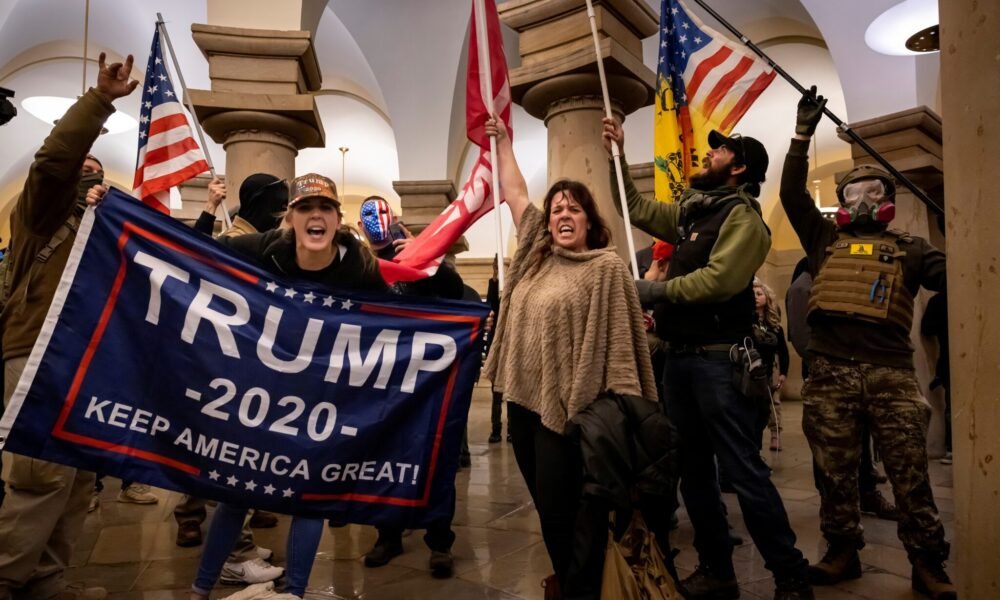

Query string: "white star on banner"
[[144, 101, 152, 109], [679, 35, 687, 43], [661, 41, 667, 48], [341, 299, 354, 310], [263, 484, 276, 495], [138, 131, 146, 139], [671, 7, 678, 14], [282, 488, 294, 498], [139, 115, 149, 124], [148, 85, 158, 94], [226, 475, 238, 487], [660, 56, 665, 64], [694, 36, 703, 44], [681, 51, 687, 59], [165, 90, 174, 97], [158, 74, 167, 81], [682, 22, 690, 30], [265, 281, 279, 293], [208, 470, 220, 481], [303, 292, 316, 304], [284, 287, 298, 299], [245, 480, 257, 491], [322, 296, 335, 307], [155, 57, 162, 64]]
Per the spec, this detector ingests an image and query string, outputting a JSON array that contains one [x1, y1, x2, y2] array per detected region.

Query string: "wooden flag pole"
[[156, 13, 232, 229], [473, 0, 507, 292], [584, 0, 640, 280]]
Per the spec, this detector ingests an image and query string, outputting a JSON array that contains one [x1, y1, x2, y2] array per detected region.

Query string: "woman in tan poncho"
[[482, 117, 657, 599]]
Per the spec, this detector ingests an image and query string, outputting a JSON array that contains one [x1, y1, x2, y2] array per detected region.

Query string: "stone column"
[[187, 24, 325, 211], [836, 106, 946, 455], [392, 179, 469, 260], [940, 0, 1000, 594], [499, 0, 657, 264]]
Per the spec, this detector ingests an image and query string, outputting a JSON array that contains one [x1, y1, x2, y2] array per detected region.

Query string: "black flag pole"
[[690, 0, 944, 215]]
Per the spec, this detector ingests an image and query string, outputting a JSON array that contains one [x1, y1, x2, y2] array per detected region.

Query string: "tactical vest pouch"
[[729, 338, 770, 402], [808, 234, 914, 331]]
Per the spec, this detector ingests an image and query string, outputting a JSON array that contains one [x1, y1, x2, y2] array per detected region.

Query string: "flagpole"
[[689, 0, 943, 216], [584, 0, 640, 281], [155, 13, 233, 229], [474, 0, 507, 292]]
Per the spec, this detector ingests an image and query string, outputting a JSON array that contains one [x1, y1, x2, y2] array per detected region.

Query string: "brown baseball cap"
[[288, 173, 340, 208]]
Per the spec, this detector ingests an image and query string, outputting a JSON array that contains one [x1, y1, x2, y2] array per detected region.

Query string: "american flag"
[[654, 0, 776, 202], [132, 28, 209, 214], [360, 197, 394, 244]]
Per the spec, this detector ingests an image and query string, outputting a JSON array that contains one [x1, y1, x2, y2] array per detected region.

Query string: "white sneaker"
[[117, 483, 159, 504], [220, 558, 285, 585], [256, 545, 274, 562]]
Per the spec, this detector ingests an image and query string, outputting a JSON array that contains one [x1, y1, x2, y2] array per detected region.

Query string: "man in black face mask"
[[0, 52, 138, 600], [782, 87, 954, 600]]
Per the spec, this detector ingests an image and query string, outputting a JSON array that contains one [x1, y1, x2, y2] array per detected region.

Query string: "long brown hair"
[[530, 180, 611, 267]]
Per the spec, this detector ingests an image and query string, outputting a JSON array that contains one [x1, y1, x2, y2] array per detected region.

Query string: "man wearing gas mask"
[[782, 87, 953, 600]]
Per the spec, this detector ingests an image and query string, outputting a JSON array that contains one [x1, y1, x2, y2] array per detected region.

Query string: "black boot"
[[679, 564, 740, 599], [364, 537, 404, 568]]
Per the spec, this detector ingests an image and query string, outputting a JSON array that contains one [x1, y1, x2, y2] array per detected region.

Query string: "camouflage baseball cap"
[[288, 173, 340, 208]]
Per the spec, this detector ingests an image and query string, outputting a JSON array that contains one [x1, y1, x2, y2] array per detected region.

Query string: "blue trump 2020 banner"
[[0, 188, 487, 527]]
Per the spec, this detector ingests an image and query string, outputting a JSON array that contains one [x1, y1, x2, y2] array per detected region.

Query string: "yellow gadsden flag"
[[654, 0, 776, 202]]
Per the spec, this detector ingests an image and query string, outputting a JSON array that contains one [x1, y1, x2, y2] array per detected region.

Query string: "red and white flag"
[[132, 28, 209, 213], [381, 0, 511, 284]]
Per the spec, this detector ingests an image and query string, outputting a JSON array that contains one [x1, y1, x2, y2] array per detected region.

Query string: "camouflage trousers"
[[802, 353, 949, 559]]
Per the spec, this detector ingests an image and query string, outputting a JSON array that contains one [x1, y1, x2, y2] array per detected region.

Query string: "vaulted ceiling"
[[0, 0, 940, 255]]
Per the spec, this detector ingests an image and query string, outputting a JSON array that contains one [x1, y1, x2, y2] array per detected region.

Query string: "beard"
[[689, 159, 733, 191]]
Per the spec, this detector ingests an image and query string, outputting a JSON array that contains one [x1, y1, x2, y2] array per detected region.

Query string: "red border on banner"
[[50, 219, 481, 506]]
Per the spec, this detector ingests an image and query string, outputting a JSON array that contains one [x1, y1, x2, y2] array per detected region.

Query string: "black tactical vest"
[[654, 196, 756, 345]]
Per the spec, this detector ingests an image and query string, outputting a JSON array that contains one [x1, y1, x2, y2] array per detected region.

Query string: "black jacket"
[[566, 393, 679, 515], [219, 227, 388, 293]]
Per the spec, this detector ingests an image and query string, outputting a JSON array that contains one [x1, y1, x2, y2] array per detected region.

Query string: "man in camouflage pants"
[[781, 87, 954, 600]]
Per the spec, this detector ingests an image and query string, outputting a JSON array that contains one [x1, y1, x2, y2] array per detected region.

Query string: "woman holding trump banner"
[[187, 173, 387, 599], [482, 116, 658, 599]]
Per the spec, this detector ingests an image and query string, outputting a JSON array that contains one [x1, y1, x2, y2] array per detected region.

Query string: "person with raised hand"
[[0, 52, 138, 600]]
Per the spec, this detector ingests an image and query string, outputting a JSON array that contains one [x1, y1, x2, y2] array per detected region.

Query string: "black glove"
[[635, 279, 668, 307], [796, 85, 827, 137]]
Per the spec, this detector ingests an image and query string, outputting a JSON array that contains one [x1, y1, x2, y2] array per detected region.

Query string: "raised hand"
[[85, 184, 109, 206], [96, 52, 140, 103], [484, 116, 509, 143], [206, 177, 227, 213], [602, 117, 624, 156], [796, 85, 827, 138]]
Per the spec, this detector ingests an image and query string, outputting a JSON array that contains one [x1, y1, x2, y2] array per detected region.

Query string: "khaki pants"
[[0, 358, 96, 599], [174, 495, 258, 562]]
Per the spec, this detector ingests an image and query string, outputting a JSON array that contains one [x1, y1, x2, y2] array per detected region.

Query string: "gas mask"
[[835, 179, 895, 229]]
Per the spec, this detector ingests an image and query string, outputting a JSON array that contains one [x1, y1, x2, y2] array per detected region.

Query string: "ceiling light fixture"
[[20, 0, 137, 134], [865, 0, 939, 56]]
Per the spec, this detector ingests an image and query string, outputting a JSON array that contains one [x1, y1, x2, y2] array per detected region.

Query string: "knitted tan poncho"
[[483, 204, 658, 434]]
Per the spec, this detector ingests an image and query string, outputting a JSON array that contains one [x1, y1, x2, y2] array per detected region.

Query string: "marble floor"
[[67, 387, 955, 599]]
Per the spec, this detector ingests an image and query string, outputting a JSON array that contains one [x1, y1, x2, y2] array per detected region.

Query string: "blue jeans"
[[663, 350, 807, 580], [192, 504, 322, 597]]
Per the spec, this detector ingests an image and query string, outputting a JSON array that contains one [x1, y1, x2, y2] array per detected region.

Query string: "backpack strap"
[[36, 213, 81, 264]]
